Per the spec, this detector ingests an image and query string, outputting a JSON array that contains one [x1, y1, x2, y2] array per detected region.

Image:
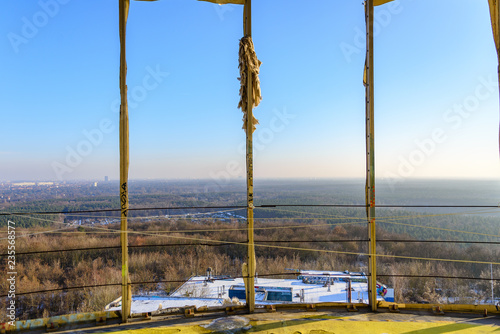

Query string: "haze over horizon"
[[1, 0, 499, 182]]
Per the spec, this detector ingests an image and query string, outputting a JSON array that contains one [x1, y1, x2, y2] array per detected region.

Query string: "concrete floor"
[[56, 308, 500, 334]]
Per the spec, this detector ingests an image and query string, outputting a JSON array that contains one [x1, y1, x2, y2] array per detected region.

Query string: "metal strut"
[[365, 0, 377, 312], [119, 0, 131, 322], [243, 0, 256, 313]]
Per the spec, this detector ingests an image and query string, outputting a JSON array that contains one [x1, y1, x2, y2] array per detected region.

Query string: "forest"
[[0, 179, 499, 320]]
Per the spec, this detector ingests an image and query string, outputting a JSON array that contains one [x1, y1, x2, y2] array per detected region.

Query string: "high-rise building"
[[105, 176, 109, 182]]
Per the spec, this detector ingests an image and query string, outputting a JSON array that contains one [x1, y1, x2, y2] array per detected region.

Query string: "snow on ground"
[[171, 277, 369, 304], [107, 271, 393, 314]]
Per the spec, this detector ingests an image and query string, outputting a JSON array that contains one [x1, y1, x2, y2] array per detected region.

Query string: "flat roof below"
[[107, 272, 394, 314]]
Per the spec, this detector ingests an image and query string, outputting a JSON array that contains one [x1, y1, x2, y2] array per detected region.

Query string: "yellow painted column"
[[119, 0, 131, 323], [365, 0, 377, 312], [487, 0, 500, 153], [243, 0, 256, 313], [497, 1, 500, 155]]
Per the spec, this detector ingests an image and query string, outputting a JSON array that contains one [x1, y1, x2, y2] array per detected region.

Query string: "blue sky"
[[0, 0, 499, 182]]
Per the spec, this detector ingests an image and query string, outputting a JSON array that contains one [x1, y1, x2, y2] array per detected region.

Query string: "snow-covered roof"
[[106, 270, 393, 314]]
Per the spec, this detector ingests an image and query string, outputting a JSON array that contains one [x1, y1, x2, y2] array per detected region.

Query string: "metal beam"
[[497, 0, 500, 155], [243, 0, 256, 314], [119, 0, 131, 323], [377, 301, 500, 314], [365, 0, 377, 312]]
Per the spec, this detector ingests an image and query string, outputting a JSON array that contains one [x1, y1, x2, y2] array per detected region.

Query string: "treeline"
[[256, 205, 500, 243], [1, 217, 498, 320], [0, 190, 245, 228]]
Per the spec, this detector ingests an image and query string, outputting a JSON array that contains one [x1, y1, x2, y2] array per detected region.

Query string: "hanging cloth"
[[238, 36, 262, 133]]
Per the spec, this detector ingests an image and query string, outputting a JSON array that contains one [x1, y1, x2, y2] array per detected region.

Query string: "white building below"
[[106, 270, 394, 314]]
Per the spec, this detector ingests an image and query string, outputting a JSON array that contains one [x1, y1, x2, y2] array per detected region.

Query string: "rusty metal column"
[[365, 0, 377, 312], [243, 0, 256, 313], [119, 0, 131, 322]]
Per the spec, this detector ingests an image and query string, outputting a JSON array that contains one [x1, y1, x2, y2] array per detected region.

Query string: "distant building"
[[12, 182, 36, 187], [105, 176, 109, 182], [37, 182, 54, 186]]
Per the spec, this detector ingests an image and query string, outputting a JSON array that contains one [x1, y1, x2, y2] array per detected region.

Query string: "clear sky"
[[0, 0, 499, 182]]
